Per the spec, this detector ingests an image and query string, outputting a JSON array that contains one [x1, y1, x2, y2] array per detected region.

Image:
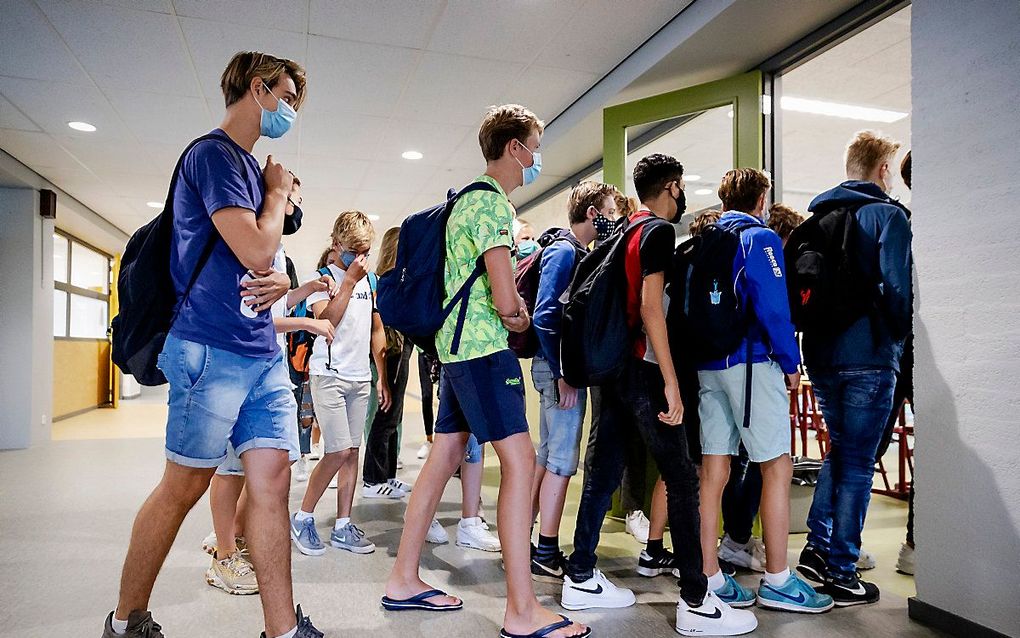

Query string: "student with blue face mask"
[[102, 51, 324, 638]]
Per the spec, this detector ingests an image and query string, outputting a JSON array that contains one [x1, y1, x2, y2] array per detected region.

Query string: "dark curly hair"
[[633, 153, 684, 203]]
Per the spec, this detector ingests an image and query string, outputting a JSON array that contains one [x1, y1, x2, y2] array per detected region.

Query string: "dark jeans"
[[289, 366, 312, 456], [418, 350, 435, 438], [806, 367, 897, 581], [721, 445, 762, 545], [584, 386, 648, 513], [363, 340, 413, 484], [569, 358, 707, 605]]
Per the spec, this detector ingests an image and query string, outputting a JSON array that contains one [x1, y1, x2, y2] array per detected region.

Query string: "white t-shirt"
[[270, 245, 288, 354], [306, 263, 375, 382]]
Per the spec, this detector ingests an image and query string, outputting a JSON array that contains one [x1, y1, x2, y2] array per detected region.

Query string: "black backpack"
[[784, 205, 875, 336], [507, 231, 582, 359], [667, 221, 759, 364], [111, 133, 246, 386], [560, 217, 652, 388]]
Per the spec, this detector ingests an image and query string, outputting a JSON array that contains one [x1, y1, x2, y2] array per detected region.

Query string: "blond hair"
[[568, 181, 617, 224], [478, 104, 545, 162], [718, 168, 771, 213], [331, 210, 375, 251], [615, 193, 637, 219], [221, 51, 307, 110], [845, 130, 900, 180], [376, 227, 400, 277]]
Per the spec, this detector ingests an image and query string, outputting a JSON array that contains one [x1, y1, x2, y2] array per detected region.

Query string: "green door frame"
[[602, 71, 764, 194], [601, 71, 764, 520]]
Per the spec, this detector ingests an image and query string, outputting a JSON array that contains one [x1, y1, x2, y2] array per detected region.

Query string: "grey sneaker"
[[102, 610, 164, 637], [330, 521, 376, 554], [259, 605, 323, 638], [290, 514, 326, 556]]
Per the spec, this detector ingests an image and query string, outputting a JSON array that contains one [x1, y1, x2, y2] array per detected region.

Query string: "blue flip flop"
[[500, 615, 592, 638], [381, 589, 463, 612]]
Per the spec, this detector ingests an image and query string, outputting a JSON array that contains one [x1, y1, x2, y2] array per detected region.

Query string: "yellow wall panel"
[[53, 340, 110, 419]]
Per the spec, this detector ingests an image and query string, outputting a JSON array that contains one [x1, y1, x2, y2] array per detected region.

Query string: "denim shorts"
[[698, 361, 791, 463], [159, 334, 296, 469], [464, 434, 483, 464], [435, 349, 529, 444], [532, 356, 587, 476]]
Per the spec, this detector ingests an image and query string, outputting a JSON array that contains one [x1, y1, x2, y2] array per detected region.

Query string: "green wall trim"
[[602, 71, 764, 192]]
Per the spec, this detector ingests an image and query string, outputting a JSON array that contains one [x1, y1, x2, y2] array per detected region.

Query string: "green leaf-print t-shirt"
[[436, 175, 515, 364]]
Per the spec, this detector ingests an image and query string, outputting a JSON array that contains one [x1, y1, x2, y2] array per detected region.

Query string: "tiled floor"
[[4, 384, 936, 637]]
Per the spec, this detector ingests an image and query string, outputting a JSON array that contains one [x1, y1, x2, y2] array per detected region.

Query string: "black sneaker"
[[101, 611, 164, 638], [531, 549, 566, 583], [796, 545, 830, 584], [637, 549, 681, 578], [719, 557, 738, 576], [260, 605, 324, 638], [823, 574, 881, 607]]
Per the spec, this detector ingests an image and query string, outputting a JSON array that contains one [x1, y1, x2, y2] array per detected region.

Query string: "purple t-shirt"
[[168, 129, 275, 358]]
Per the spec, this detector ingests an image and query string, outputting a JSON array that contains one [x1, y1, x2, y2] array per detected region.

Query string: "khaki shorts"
[[310, 375, 371, 453]]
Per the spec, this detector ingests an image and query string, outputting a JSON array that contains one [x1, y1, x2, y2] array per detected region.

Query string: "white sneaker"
[[293, 457, 310, 483], [676, 590, 758, 636], [388, 477, 413, 493], [201, 531, 218, 556], [561, 568, 636, 611], [362, 482, 405, 499], [896, 542, 915, 575], [625, 510, 650, 544], [396, 457, 404, 470], [456, 517, 501, 552], [718, 535, 766, 572], [416, 441, 432, 459], [856, 547, 877, 570], [309, 442, 323, 460], [426, 518, 450, 544]]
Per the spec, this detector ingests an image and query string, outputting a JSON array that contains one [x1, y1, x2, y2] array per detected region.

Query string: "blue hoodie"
[[700, 212, 800, 375], [802, 180, 912, 372], [533, 229, 586, 378]]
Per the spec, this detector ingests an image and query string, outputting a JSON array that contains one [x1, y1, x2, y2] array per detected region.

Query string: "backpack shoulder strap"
[[318, 266, 334, 280], [368, 271, 378, 293]]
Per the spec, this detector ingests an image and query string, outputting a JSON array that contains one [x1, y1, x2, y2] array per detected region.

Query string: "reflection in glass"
[[53, 290, 68, 337], [69, 294, 108, 339], [53, 234, 69, 283], [71, 243, 110, 294]]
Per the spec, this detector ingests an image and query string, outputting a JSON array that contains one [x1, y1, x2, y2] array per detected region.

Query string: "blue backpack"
[[376, 181, 498, 357]]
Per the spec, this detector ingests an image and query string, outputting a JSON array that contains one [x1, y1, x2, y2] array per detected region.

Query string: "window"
[[53, 231, 112, 340]]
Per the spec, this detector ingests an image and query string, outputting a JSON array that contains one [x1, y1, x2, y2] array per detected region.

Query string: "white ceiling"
[[0, 0, 684, 272]]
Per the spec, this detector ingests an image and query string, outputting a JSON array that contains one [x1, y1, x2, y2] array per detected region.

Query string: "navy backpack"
[[375, 181, 498, 357]]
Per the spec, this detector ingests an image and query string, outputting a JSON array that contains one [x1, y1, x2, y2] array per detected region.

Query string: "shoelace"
[[296, 613, 324, 638], [302, 519, 322, 546], [226, 553, 254, 577], [347, 524, 366, 541], [136, 615, 162, 638]]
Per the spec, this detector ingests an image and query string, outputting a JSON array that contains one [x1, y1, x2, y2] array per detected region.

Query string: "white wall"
[[0, 187, 54, 449], [912, 1, 1020, 635]]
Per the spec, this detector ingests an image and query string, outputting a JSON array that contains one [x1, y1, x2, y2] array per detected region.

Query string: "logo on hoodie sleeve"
[[763, 245, 783, 277]]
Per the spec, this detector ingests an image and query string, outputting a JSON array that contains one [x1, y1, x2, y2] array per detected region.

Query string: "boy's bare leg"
[[492, 432, 587, 638], [647, 478, 668, 541], [759, 454, 794, 574], [335, 448, 359, 519], [209, 474, 244, 557], [114, 462, 215, 620], [699, 454, 731, 576], [385, 431, 469, 606]]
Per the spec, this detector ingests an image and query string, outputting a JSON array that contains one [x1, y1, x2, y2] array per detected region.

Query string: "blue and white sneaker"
[[331, 521, 376, 554], [757, 572, 834, 613], [714, 573, 756, 608], [290, 514, 325, 556]]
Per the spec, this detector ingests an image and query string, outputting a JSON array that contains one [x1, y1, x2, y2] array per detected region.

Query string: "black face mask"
[[671, 183, 686, 223], [283, 205, 303, 235], [593, 213, 613, 242]]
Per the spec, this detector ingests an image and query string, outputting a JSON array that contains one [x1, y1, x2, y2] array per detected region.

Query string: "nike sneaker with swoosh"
[[713, 573, 756, 608], [822, 574, 880, 607], [676, 590, 758, 636], [756, 572, 834, 613], [796, 544, 830, 584], [532, 549, 567, 584], [561, 569, 635, 610]]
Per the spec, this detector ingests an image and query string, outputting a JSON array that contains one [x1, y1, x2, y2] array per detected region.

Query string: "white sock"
[[764, 567, 791, 586], [707, 569, 726, 591], [335, 517, 350, 530], [111, 616, 129, 635], [295, 510, 314, 521], [273, 627, 297, 638], [461, 516, 481, 526]]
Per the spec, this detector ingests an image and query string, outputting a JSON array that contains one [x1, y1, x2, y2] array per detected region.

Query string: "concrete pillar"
[[0, 187, 54, 449], [910, 1, 1020, 636]]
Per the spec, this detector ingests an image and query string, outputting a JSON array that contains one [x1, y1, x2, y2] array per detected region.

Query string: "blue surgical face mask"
[[517, 239, 539, 259], [513, 140, 542, 186], [252, 81, 296, 139], [340, 250, 357, 268]]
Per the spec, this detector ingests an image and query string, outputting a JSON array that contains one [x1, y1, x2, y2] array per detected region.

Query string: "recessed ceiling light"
[[694, 188, 713, 196], [68, 121, 96, 132], [401, 150, 423, 161], [146, 201, 164, 208], [685, 174, 702, 182], [781, 96, 907, 123], [367, 214, 380, 221]]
